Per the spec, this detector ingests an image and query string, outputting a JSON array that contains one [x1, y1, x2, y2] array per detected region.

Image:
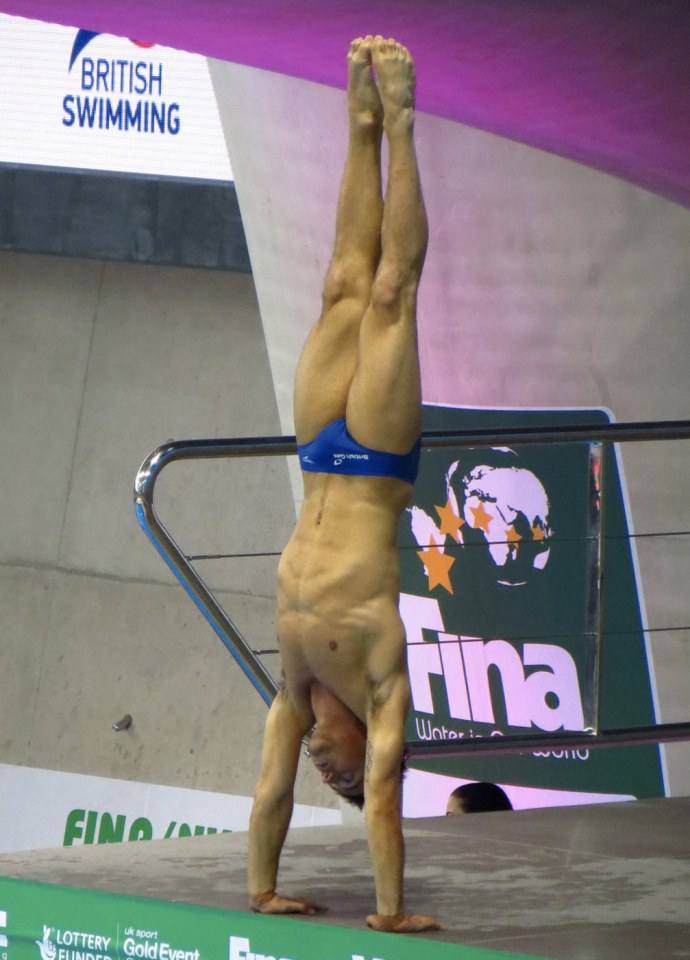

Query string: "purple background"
[[2, 0, 689, 206]]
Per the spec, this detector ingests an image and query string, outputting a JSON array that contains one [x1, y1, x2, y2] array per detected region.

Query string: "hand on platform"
[[249, 891, 326, 916], [366, 912, 441, 933]]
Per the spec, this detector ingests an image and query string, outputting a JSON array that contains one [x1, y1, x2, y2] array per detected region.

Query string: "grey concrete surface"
[[0, 249, 335, 814], [0, 564, 54, 762], [56, 259, 294, 590], [1, 798, 688, 959], [0, 253, 101, 567], [1, 167, 250, 271], [1, 565, 268, 791]]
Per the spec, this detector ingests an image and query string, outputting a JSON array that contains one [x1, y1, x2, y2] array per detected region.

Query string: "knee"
[[322, 257, 372, 309], [371, 263, 418, 313]]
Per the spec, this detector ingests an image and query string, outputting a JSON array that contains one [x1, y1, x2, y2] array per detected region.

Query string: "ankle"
[[384, 106, 415, 137], [349, 109, 383, 133]]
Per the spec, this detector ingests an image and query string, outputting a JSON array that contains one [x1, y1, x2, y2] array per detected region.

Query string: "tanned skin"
[[247, 36, 438, 934]]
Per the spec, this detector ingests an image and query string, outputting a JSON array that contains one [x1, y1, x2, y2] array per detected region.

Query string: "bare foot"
[[250, 892, 327, 916], [371, 36, 416, 132], [347, 36, 383, 128], [367, 912, 441, 934]]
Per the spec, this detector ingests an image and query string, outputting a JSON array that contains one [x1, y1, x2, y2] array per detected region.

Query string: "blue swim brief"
[[297, 418, 420, 485]]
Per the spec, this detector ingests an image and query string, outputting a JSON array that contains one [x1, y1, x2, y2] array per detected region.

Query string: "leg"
[[293, 37, 384, 445], [346, 38, 428, 454]]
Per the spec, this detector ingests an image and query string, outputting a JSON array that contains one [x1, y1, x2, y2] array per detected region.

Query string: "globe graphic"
[[450, 455, 552, 587]]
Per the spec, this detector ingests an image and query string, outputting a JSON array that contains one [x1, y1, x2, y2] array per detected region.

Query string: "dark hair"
[[448, 781, 512, 813], [344, 792, 365, 810], [342, 756, 408, 810]]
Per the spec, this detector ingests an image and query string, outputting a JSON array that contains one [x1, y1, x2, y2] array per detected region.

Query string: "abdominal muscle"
[[277, 473, 411, 720]]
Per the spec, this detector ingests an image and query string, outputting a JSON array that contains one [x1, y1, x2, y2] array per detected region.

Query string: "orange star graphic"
[[417, 537, 455, 594], [531, 522, 546, 542], [469, 500, 493, 534], [434, 499, 465, 541], [505, 524, 522, 554]]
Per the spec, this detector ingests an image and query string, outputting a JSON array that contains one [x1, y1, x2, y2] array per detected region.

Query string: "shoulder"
[[271, 671, 315, 730], [368, 666, 409, 716], [366, 612, 409, 706]]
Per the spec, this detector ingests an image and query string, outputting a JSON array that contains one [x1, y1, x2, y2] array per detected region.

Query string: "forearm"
[[247, 789, 294, 901], [365, 797, 405, 916]]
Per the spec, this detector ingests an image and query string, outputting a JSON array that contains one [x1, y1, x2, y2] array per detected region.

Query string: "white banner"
[[0, 13, 233, 180], [0, 763, 340, 854]]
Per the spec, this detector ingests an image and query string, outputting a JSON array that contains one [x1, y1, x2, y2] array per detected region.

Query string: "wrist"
[[367, 911, 407, 932], [376, 898, 404, 917], [249, 891, 275, 911]]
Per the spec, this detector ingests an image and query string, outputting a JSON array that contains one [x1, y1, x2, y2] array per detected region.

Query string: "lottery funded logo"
[[34, 924, 112, 960]]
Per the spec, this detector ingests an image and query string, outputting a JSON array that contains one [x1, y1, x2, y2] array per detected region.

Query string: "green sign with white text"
[[401, 405, 663, 801], [0, 876, 548, 960]]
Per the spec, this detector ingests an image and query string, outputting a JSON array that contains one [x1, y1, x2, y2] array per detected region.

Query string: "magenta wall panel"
[[2, 0, 689, 206]]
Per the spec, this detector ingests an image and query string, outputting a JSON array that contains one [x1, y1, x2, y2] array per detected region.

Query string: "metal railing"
[[134, 418, 690, 756]]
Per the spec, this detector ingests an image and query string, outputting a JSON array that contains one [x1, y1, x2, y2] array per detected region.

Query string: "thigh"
[[345, 297, 421, 454], [293, 298, 364, 445]]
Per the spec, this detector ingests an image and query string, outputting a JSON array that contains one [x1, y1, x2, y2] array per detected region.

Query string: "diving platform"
[[1, 797, 688, 960]]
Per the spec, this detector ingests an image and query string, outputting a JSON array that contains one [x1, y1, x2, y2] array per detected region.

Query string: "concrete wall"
[[209, 60, 690, 795], [0, 167, 250, 272], [0, 249, 334, 810]]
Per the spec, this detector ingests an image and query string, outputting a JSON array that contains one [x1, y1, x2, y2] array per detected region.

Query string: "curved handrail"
[[134, 418, 690, 749]]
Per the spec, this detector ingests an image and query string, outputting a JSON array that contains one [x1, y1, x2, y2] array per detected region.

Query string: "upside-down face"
[[307, 718, 367, 803]]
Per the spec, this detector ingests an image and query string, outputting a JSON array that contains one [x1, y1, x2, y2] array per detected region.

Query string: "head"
[[305, 716, 367, 806], [446, 782, 513, 815], [306, 723, 408, 810]]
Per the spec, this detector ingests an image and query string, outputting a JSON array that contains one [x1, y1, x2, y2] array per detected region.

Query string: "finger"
[[366, 914, 392, 931], [399, 914, 442, 933], [280, 898, 327, 915], [255, 898, 298, 915], [367, 913, 441, 933], [302, 900, 328, 914], [275, 899, 311, 915]]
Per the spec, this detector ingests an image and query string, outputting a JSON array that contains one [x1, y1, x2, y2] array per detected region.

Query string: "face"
[[446, 794, 466, 815], [307, 721, 366, 800]]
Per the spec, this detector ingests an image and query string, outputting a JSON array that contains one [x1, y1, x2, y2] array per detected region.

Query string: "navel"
[[329, 640, 338, 651]]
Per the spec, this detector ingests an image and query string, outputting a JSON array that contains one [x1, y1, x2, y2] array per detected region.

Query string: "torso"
[[277, 472, 412, 723]]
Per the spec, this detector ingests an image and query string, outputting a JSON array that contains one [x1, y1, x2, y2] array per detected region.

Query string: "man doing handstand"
[[248, 35, 437, 934]]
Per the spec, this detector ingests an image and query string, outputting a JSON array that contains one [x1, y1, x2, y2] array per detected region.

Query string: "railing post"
[[582, 440, 604, 734]]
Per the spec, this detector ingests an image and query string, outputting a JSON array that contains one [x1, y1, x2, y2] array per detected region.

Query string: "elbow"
[[252, 780, 293, 818]]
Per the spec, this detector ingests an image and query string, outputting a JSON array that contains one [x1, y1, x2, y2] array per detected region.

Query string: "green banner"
[[0, 876, 548, 960], [401, 405, 663, 799]]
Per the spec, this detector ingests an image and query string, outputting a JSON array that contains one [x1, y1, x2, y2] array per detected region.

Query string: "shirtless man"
[[248, 35, 437, 933]]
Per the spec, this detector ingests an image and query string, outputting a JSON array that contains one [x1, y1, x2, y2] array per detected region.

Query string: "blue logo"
[[68, 29, 99, 70], [63, 29, 179, 137], [69, 30, 155, 69]]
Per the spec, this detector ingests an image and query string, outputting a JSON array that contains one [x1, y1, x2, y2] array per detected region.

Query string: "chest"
[[278, 609, 372, 722]]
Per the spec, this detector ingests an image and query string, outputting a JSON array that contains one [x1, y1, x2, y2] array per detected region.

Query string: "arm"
[[248, 689, 323, 915], [365, 668, 440, 933], [364, 670, 407, 916]]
